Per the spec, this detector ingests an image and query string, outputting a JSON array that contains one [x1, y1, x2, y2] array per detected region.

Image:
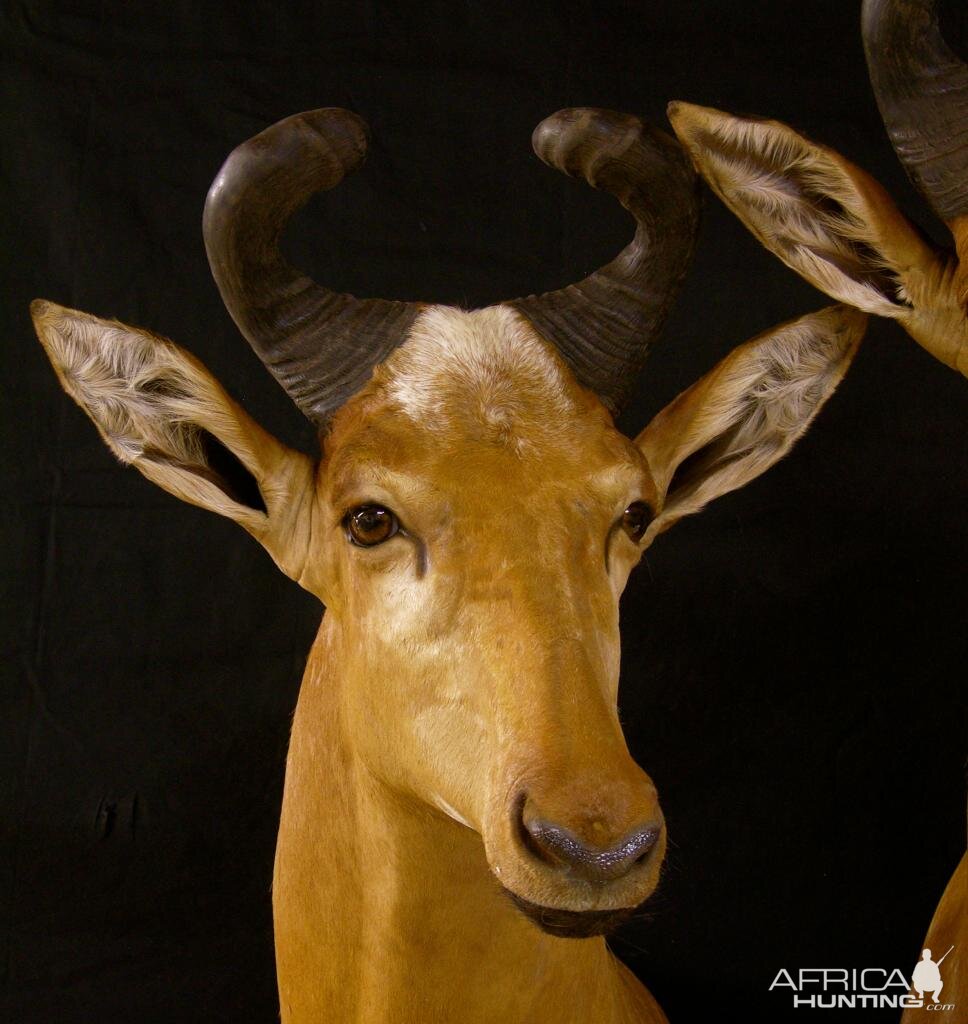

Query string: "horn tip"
[[530, 107, 585, 160], [205, 106, 371, 208], [295, 106, 371, 153], [531, 107, 642, 163]]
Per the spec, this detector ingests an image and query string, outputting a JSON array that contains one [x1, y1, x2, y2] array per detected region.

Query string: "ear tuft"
[[707, 304, 866, 448], [637, 304, 866, 534], [33, 301, 217, 464], [32, 300, 269, 519], [32, 300, 320, 588]]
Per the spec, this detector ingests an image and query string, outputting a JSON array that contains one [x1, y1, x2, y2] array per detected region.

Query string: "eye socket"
[[620, 501, 653, 543], [344, 505, 400, 547]]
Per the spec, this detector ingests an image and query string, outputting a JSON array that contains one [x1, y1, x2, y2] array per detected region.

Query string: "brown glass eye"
[[345, 505, 399, 547], [621, 501, 653, 543]]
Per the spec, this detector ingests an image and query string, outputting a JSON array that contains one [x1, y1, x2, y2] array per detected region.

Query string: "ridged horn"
[[510, 108, 700, 414], [862, 0, 968, 223], [203, 108, 423, 423]]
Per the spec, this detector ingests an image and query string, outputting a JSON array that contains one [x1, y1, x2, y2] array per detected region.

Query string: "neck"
[[272, 617, 664, 1024]]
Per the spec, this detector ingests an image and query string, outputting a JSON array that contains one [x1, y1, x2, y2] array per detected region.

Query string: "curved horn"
[[203, 108, 423, 423], [509, 108, 700, 414], [862, 0, 968, 223]]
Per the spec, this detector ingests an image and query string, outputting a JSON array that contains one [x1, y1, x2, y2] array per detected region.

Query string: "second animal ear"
[[667, 0, 968, 382], [667, 101, 937, 322], [667, 100, 968, 377]]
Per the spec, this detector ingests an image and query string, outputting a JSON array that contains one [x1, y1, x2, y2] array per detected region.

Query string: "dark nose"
[[520, 815, 662, 883]]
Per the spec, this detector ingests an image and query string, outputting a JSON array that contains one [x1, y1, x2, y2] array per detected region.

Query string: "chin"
[[502, 886, 640, 938]]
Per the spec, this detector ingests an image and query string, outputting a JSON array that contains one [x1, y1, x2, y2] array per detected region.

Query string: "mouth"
[[502, 886, 638, 938]]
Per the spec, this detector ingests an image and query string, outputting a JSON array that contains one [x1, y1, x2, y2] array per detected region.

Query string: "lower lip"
[[502, 886, 638, 938]]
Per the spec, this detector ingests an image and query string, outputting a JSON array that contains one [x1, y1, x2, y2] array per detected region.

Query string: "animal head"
[[31, 106, 865, 937], [668, 0, 968, 378]]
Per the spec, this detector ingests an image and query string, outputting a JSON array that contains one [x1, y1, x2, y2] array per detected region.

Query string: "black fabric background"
[[2, 2, 966, 1023]]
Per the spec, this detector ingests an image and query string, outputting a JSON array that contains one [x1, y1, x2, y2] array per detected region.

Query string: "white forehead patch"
[[382, 304, 579, 429]]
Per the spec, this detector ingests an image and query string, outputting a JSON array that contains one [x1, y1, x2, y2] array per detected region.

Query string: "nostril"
[[521, 818, 577, 869], [516, 800, 565, 868], [518, 808, 663, 883], [633, 826, 660, 863]]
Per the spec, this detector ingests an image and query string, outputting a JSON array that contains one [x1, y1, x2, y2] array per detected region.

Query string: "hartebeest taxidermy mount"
[[33, 102, 866, 1022], [669, 0, 967, 1019]]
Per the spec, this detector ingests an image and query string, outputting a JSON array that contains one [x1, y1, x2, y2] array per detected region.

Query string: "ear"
[[636, 304, 866, 538], [667, 102, 945, 321], [31, 300, 317, 585]]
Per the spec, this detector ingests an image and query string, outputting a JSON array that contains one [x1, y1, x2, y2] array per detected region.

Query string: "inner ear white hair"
[[32, 300, 273, 526], [637, 304, 867, 538]]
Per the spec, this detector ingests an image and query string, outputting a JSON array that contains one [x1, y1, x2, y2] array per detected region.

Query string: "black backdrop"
[[2, 2, 966, 1023]]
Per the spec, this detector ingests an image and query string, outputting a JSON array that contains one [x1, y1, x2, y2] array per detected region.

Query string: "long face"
[[311, 307, 665, 933], [32, 105, 867, 945]]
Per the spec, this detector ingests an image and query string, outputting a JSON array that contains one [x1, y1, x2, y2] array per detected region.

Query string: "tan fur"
[[32, 297, 865, 1023], [668, 102, 968, 377], [900, 853, 967, 1023]]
